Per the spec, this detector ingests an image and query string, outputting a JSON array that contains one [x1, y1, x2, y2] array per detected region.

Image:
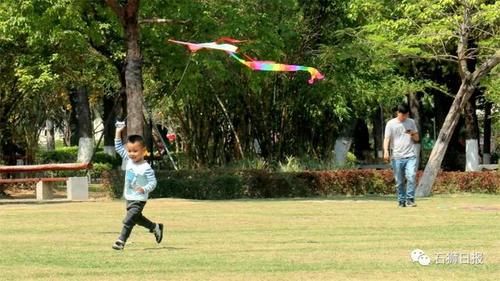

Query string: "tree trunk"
[[102, 94, 117, 156], [70, 87, 94, 163], [353, 119, 370, 163], [102, 62, 126, 156], [125, 19, 144, 136], [69, 91, 79, 146], [0, 116, 8, 160], [45, 119, 55, 151], [63, 118, 71, 147], [73, 87, 92, 138], [483, 101, 492, 164], [334, 119, 356, 166], [409, 92, 423, 169], [433, 90, 463, 170], [334, 137, 353, 166], [464, 92, 480, 171], [215, 94, 244, 159], [417, 81, 475, 196], [105, 0, 144, 136], [372, 106, 384, 160]]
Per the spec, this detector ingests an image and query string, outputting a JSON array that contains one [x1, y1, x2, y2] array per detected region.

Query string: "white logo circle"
[[411, 249, 425, 262], [418, 254, 431, 266]]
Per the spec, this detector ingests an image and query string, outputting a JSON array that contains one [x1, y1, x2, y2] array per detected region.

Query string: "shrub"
[[149, 169, 396, 200], [92, 152, 122, 167], [151, 170, 244, 200], [37, 147, 78, 163], [89, 162, 113, 181], [106, 169, 499, 200], [432, 171, 500, 194]]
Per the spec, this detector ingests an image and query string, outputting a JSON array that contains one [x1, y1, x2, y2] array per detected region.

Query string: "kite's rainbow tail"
[[230, 53, 324, 84]]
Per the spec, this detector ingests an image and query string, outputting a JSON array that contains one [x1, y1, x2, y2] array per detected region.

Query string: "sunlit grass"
[[0, 194, 498, 280]]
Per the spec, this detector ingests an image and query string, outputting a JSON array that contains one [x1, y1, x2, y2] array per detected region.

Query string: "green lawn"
[[0, 194, 498, 281]]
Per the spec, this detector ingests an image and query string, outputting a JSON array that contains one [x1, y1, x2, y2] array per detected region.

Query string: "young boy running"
[[112, 124, 163, 250]]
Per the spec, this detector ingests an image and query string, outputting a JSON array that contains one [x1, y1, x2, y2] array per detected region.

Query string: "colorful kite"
[[167, 39, 239, 53], [168, 38, 324, 84]]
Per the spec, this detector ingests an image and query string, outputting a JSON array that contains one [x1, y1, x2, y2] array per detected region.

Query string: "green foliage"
[[1, 0, 498, 168], [229, 158, 269, 170], [37, 146, 120, 164], [279, 156, 302, 172], [92, 152, 122, 167], [150, 170, 244, 199], [36, 146, 79, 163], [140, 0, 374, 165], [141, 170, 500, 200], [229, 155, 359, 171], [357, 0, 499, 67], [0, 0, 119, 158], [88, 162, 113, 180]]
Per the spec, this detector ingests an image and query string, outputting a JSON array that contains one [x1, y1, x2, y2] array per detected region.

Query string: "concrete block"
[[67, 177, 88, 200], [36, 181, 53, 200]]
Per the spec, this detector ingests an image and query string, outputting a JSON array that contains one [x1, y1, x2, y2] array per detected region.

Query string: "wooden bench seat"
[[0, 177, 67, 184], [0, 162, 90, 173], [0, 163, 90, 201]]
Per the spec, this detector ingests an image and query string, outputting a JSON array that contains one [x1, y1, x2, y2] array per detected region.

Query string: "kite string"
[[170, 55, 192, 97]]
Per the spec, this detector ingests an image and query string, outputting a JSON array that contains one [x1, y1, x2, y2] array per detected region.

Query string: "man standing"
[[384, 104, 419, 207]]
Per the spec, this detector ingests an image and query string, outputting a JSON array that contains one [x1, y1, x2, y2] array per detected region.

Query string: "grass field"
[[0, 194, 498, 280]]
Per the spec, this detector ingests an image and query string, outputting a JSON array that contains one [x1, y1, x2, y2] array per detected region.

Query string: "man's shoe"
[[398, 201, 406, 208], [112, 239, 125, 250], [406, 200, 417, 207], [153, 223, 164, 244]]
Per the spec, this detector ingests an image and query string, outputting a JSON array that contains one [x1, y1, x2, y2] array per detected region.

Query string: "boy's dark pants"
[[119, 200, 155, 242]]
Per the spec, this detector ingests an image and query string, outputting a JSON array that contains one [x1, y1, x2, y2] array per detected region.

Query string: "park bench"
[[0, 163, 91, 201]]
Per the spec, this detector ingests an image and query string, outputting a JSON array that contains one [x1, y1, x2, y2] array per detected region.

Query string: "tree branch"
[[457, 10, 471, 80], [471, 49, 500, 85], [88, 41, 121, 68], [139, 18, 191, 25], [104, 0, 125, 24]]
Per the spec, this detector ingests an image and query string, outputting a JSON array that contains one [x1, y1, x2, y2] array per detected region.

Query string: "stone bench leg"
[[36, 181, 54, 200], [67, 177, 88, 200]]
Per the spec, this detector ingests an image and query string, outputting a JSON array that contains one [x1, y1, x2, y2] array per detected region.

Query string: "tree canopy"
[[1, 0, 498, 171]]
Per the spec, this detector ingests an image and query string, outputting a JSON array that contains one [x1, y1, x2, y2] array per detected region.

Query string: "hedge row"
[[103, 169, 500, 200]]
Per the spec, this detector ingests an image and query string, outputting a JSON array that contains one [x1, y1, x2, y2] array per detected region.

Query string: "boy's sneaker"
[[112, 239, 125, 250], [152, 223, 164, 244], [398, 201, 406, 208], [406, 200, 417, 207]]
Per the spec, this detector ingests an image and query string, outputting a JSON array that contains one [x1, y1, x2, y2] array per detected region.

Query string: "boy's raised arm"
[[115, 127, 128, 159]]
